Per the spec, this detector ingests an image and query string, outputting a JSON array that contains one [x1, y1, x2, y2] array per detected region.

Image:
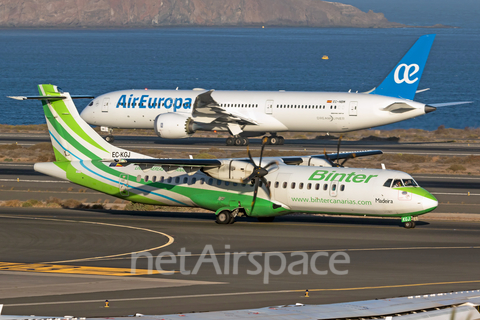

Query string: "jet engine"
[[154, 113, 196, 139]]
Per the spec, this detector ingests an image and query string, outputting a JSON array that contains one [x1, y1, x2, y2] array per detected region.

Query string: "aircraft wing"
[[278, 150, 383, 166], [192, 90, 258, 125]]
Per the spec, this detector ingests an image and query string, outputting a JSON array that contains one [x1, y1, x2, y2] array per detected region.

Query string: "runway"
[[2, 132, 480, 156], [0, 209, 479, 317]]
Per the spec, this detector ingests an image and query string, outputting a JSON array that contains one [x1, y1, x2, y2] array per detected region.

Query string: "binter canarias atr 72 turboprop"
[[66, 34, 468, 145], [30, 84, 437, 228]]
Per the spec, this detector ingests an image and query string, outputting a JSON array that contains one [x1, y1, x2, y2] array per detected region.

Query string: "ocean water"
[[0, 1, 478, 130]]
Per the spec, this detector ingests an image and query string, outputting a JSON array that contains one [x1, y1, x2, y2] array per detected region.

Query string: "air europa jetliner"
[[75, 34, 467, 146], [31, 84, 437, 228]]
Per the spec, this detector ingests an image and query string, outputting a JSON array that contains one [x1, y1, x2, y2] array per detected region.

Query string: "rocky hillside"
[[0, 0, 406, 28]]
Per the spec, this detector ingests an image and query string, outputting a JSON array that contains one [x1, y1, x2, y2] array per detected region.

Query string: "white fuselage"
[[80, 89, 428, 134]]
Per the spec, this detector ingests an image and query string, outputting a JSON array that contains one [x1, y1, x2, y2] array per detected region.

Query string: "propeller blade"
[[324, 148, 335, 166], [247, 145, 255, 166], [241, 172, 256, 184], [335, 135, 343, 165], [340, 153, 356, 166], [260, 176, 271, 198], [264, 160, 278, 169], [251, 177, 260, 213], [259, 137, 268, 165]]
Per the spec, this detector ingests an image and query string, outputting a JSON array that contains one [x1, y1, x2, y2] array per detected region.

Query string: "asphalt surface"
[[0, 209, 479, 317], [2, 132, 480, 156], [0, 134, 479, 317]]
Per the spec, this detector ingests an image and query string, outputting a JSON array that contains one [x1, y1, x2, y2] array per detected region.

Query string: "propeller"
[[323, 135, 356, 167], [242, 137, 278, 213]]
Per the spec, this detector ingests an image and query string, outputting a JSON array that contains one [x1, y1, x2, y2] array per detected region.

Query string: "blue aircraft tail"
[[370, 34, 436, 100]]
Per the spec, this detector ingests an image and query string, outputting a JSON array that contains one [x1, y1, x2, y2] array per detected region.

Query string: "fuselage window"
[[191, 177, 197, 184], [291, 182, 296, 189], [383, 179, 393, 188], [200, 178, 205, 184], [167, 177, 172, 183], [152, 176, 157, 182], [332, 184, 337, 191], [299, 182, 304, 189], [283, 182, 287, 189], [233, 182, 238, 186], [307, 183, 312, 190], [183, 177, 188, 184], [208, 178, 213, 185], [225, 181, 230, 186], [175, 177, 180, 184], [323, 184, 328, 191], [340, 185, 345, 191], [267, 181, 271, 188], [392, 179, 404, 187], [217, 180, 222, 186], [315, 183, 320, 190], [145, 175, 149, 182], [275, 181, 279, 188], [136, 175, 141, 182], [160, 176, 164, 183]]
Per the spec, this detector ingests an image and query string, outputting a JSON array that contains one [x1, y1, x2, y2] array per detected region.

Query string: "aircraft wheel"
[[257, 217, 275, 222], [216, 210, 231, 224], [242, 138, 249, 146], [105, 135, 114, 143], [278, 136, 285, 145], [226, 137, 234, 146], [270, 136, 278, 145], [403, 221, 414, 229], [234, 138, 244, 146]]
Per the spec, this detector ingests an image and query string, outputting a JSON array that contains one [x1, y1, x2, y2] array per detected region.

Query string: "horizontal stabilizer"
[[429, 101, 473, 107], [8, 95, 94, 100]]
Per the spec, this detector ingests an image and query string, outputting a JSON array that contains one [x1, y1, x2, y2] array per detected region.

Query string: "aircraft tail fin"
[[370, 34, 436, 100], [37, 84, 147, 162]]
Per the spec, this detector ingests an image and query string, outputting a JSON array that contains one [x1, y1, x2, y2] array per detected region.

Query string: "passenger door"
[[119, 174, 129, 196], [102, 97, 110, 113], [265, 100, 274, 115], [349, 101, 358, 116]]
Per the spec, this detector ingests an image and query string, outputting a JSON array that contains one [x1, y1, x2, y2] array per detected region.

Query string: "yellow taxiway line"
[[0, 262, 174, 276]]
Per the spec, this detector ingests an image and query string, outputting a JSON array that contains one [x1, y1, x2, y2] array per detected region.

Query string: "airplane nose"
[[80, 105, 95, 124], [422, 191, 438, 212], [425, 105, 436, 114]]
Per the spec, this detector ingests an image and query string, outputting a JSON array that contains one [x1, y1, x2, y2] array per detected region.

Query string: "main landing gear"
[[216, 209, 238, 224], [225, 135, 285, 146], [226, 136, 249, 146]]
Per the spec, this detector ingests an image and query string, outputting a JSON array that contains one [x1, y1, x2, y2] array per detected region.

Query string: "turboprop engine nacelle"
[[154, 113, 196, 139], [203, 160, 255, 183]]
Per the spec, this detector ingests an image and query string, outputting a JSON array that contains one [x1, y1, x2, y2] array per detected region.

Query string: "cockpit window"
[[88, 101, 94, 106], [392, 179, 404, 188], [402, 179, 418, 187], [383, 179, 392, 187]]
